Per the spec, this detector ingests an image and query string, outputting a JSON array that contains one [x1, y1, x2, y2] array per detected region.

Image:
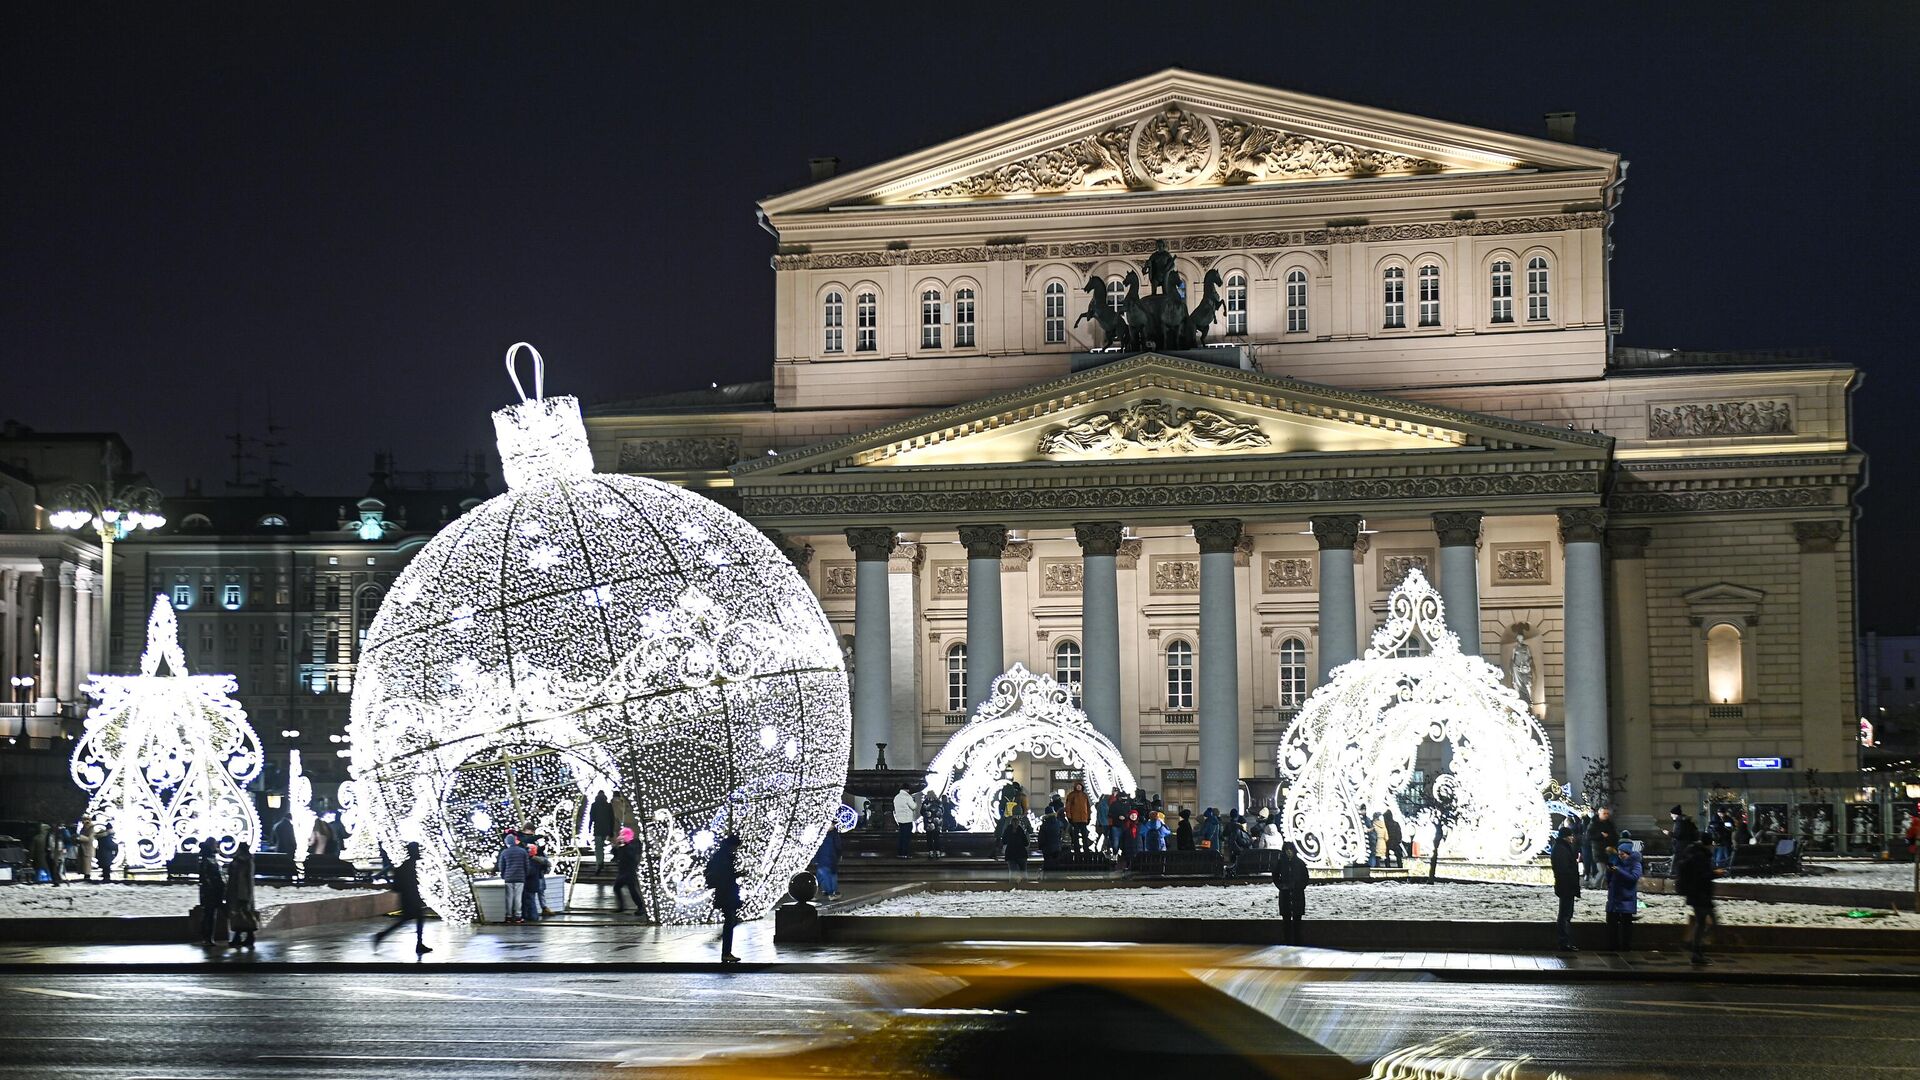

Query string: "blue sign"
[[1736, 756, 1784, 771]]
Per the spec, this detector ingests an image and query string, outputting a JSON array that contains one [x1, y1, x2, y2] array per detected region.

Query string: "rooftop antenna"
[[262, 403, 290, 491]]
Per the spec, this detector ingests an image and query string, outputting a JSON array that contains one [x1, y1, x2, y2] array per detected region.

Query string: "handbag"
[[228, 907, 259, 932]]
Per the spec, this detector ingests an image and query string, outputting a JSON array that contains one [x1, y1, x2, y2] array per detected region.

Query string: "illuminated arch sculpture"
[[924, 663, 1136, 831], [1277, 569, 1552, 868]]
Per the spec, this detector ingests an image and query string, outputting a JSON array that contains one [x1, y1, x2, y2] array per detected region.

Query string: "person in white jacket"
[[893, 788, 919, 859]]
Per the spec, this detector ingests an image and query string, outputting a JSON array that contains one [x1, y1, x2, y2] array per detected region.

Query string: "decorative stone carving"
[[1794, 520, 1843, 553], [1556, 507, 1608, 545], [1311, 515, 1363, 551], [1264, 555, 1315, 592], [1132, 104, 1219, 186], [1649, 400, 1794, 438], [1235, 533, 1255, 568], [932, 562, 968, 596], [1491, 544, 1549, 585], [1379, 551, 1432, 591], [957, 525, 1009, 558], [1002, 540, 1035, 570], [1216, 117, 1434, 184], [1039, 399, 1270, 457], [1074, 521, 1125, 557], [1150, 557, 1201, 594], [913, 127, 1132, 200], [844, 526, 897, 562], [616, 436, 739, 472], [1192, 518, 1244, 555], [1116, 539, 1144, 570], [1608, 487, 1836, 515], [822, 561, 856, 596], [888, 540, 922, 574], [1432, 511, 1483, 548], [1041, 560, 1084, 595]]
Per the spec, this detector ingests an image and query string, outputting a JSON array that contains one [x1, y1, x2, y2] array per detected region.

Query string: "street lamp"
[[8, 675, 31, 702], [48, 480, 166, 676]]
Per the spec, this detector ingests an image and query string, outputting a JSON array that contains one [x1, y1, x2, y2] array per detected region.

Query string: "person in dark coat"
[[1605, 838, 1642, 952], [1003, 816, 1032, 883], [812, 824, 843, 900], [1273, 842, 1310, 945], [372, 841, 432, 953], [94, 825, 118, 881], [1197, 808, 1223, 851], [611, 827, 647, 918], [921, 791, 945, 859], [1674, 839, 1723, 964], [1666, 806, 1699, 854], [496, 832, 529, 924], [1037, 808, 1065, 860], [196, 838, 226, 946], [1586, 808, 1618, 884], [522, 844, 549, 923], [1550, 826, 1582, 950], [226, 843, 259, 949], [1175, 808, 1195, 851], [589, 792, 616, 869], [1384, 811, 1404, 868], [704, 832, 743, 963], [1710, 812, 1736, 870]]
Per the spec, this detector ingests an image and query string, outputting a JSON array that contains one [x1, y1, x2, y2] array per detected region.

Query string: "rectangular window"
[[1166, 644, 1195, 710], [822, 292, 843, 354], [955, 289, 976, 348], [856, 293, 877, 352], [1490, 262, 1514, 323], [326, 585, 340, 610], [1382, 269, 1405, 329], [1417, 265, 1441, 327], [1527, 259, 1551, 321], [171, 584, 194, 610], [222, 583, 243, 610], [1043, 284, 1065, 344], [1286, 272, 1308, 333], [1225, 275, 1247, 335], [920, 291, 942, 349]]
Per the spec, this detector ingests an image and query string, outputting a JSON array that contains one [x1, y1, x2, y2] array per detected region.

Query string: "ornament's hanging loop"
[[504, 342, 546, 402]]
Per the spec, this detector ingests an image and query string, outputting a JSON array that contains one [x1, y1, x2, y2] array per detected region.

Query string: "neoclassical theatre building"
[[587, 71, 1861, 828]]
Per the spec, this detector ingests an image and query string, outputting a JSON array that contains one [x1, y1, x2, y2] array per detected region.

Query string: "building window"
[[171, 584, 194, 610], [855, 292, 877, 352], [1527, 256, 1551, 321], [326, 585, 341, 610], [221, 584, 242, 610], [1490, 260, 1514, 323], [355, 587, 382, 657], [955, 287, 976, 348], [945, 642, 968, 711], [1706, 623, 1744, 704], [1106, 277, 1126, 314], [327, 631, 340, 663], [1165, 640, 1195, 710], [1382, 267, 1406, 329], [1044, 281, 1066, 344], [822, 291, 844, 354], [1285, 269, 1308, 333], [1278, 636, 1308, 708], [1225, 273, 1247, 335], [920, 289, 942, 348], [1053, 640, 1083, 706], [1417, 264, 1441, 327]]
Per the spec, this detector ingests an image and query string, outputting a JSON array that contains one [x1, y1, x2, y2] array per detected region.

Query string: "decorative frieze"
[[1379, 550, 1432, 591], [616, 436, 739, 472], [1491, 543, 1550, 585], [822, 561, 856, 596], [1649, 399, 1794, 438], [1040, 560, 1084, 595], [932, 562, 969, 596], [1263, 554, 1315, 592], [1609, 486, 1839, 515], [1038, 399, 1270, 457], [1150, 557, 1201, 594]]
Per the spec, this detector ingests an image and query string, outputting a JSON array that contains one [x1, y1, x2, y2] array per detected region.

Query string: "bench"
[[1228, 848, 1281, 878], [1726, 839, 1800, 877], [1040, 849, 1114, 872], [1129, 850, 1224, 878]]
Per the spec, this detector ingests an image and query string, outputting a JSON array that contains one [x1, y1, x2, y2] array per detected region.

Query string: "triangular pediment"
[[763, 69, 1618, 212], [733, 354, 1611, 479]]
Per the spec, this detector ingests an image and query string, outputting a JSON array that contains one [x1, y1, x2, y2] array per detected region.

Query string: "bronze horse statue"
[[1075, 277, 1127, 350], [1184, 268, 1227, 347], [1120, 270, 1194, 351]]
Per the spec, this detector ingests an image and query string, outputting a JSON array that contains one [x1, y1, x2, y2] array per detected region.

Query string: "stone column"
[[887, 542, 922, 768], [1075, 522, 1125, 748], [1311, 515, 1362, 685], [1558, 508, 1610, 803], [844, 527, 896, 770], [56, 563, 78, 702], [1606, 527, 1653, 822], [957, 525, 1007, 710], [1794, 521, 1847, 774], [36, 562, 61, 707], [0, 569, 17, 692], [71, 566, 94, 691], [1195, 519, 1243, 814], [1432, 511, 1483, 655]]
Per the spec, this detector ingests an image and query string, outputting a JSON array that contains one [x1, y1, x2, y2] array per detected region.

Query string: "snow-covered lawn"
[[0, 883, 354, 921], [1740, 860, 1919, 892], [851, 880, 1920, 929]]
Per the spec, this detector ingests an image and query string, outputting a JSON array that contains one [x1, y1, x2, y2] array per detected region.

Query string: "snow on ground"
[[851, 879, 1920, 929], [1736, 860, 1919, 892], [0, 883, 353, 920]]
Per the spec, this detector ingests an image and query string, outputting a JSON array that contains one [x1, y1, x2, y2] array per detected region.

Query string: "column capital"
[[1793, 519, 1843, 554], [71, 565, 95, 594], [1431, 510, 1483, 548], [956, 525, 1008, 559], [1606, 526, 1652, 560], [844, 526, 898, 562], [1311, 514, 1363, 551], [1192, 518, 1243, 555], [888, 540, 923, 574], [1073, 521, 1125, 557], [1556, 507, 1608, 545]]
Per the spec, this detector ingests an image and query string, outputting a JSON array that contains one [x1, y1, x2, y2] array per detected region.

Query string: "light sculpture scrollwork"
[[1277, 569, 1553, 868]]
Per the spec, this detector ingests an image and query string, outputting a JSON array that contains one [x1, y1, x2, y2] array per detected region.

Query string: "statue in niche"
[[1509, 626, 1535, 705]]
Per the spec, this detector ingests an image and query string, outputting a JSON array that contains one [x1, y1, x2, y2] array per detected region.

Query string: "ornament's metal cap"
[[493, 395, 594, 489]]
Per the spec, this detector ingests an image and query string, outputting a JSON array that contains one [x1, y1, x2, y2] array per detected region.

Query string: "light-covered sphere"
[[348, 351, 849, 924]]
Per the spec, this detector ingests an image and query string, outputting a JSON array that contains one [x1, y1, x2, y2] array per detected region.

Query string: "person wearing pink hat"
[[612, 825, 646, 919]]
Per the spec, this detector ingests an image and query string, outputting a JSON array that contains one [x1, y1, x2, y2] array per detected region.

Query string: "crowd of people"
[[8, 817, 118, 884]]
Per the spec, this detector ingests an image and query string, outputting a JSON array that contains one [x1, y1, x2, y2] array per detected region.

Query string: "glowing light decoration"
[[925, 663, 1135, 832], [1277, 569, 1553, 868], [288, 749, 317, 864], [347, 344, 849, 924], [71, 596, 264, 869]]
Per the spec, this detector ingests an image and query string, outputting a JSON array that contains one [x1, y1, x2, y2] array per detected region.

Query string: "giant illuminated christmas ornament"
[[71, 595, 264, 869], [348, 344, 850, 924], [1277, 569, 1552, 868], [925, 663, 1136, 832]]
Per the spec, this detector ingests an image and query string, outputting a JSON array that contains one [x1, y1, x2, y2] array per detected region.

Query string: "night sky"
[[4, 5, 1915, 629]]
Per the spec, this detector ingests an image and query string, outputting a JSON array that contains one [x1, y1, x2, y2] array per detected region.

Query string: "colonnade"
[[0, 557, 101, 713]]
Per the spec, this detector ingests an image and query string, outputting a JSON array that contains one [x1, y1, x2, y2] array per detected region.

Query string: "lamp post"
[[49, 481, 165, 676]]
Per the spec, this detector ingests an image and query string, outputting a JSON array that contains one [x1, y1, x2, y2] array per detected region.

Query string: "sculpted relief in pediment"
[[1037, 399, 1271, 457], [908, 103, 1440, 202]]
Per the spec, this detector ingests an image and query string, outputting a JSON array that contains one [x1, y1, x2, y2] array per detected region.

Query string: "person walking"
[[1273, 842, 1309, 946], [522, 844, 549, 923], [1065, 781, 1092, 853], [921, 790, 945, 859], [1674, 839, 1723, 964], [1384, 810, 1404, 868], [372, 842, 433, 954], [94, 825, 118, 882], [496, 832, 529, 924], [892, 787, 918, 859], [704, 832, 743, 963], [813, 823, 843, 901], [75, 819, 97, 883], [1037, 807, 1065, 864], [1710, 812, 1735, 870], [1665, 805, 1699, 858], [1094, 789, 1112, 854], [1550, 826, 1582, 951], [590, 792, 616, 869], [1587, 808, 1618, 885], [1604, 837, 1642, 952], [611, 827, 647, 918], [226, 842, 259, 949], [195, 838, 226, 946], [1002, 814, 1032, 884]]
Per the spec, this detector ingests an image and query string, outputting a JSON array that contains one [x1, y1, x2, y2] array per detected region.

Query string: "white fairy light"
[[925, 663, 1136, 832], [1277, 569, 1553, 868], [288, 749, 317, 867], [347, 344, 850, 924], [71, 596, 265, 869]]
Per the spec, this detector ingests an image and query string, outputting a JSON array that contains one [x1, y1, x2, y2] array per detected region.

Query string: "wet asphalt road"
[[2, 968, 1916, 1079]]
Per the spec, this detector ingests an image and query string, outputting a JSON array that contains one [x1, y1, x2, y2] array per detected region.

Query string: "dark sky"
[[4, 4, 1915, 628]]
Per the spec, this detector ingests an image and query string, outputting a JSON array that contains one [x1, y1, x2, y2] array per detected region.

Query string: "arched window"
[[1106, 276, 1126, 314], [1053, 640, 1083, 705], [920, 289, 943, 349], [822, 291, 844, 354], [1165, 640, 1195, 710], [855, 292, 878, 351], [1278, 636, 1308, 709], [1706, 624, 1744, 704], [1044, 281, 1066, 344], [1417, 263, 1441, 327], [945, 642, 968, 712], [954, 287, 977, 348], [180, 513, 213, 531], [1526, 256, 1551, 321], [354, 586, 382, 658], [1489, 260, 1514, 323], [1225, 273, 1248, 335], [1382, 267, 1406, 329], [257, 514, 288, 528], [1285, 269, 1308, 333]]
